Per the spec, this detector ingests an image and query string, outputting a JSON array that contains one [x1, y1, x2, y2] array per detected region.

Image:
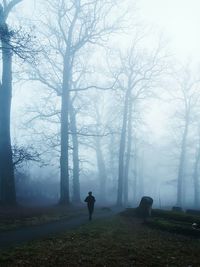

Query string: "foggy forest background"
[[0, 0, 200, 209]]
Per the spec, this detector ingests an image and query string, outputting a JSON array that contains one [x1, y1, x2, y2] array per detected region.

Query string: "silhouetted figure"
[[84, 191, 96, 221]]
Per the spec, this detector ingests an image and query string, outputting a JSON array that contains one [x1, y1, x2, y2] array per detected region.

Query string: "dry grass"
[[0, 204, 87, 231], [0, 215, 200, 266]]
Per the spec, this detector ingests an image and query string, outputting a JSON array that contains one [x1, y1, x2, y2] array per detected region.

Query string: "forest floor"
[[0, 205, 115, 249], [0, 209, 200, 266], [0, 204, 90, 232]]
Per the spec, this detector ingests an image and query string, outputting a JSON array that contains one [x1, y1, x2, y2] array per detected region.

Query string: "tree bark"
[[193, 152, 200, 208], [0, 23, 16, 205], [132, 143, 138, 204], [59, 6, 78, 205], [193, 133, 200, 208], [59, 53, 71, 205], [123, 96, 133, 205], [138, 150, 144, 201], [176, 118, 189, 207], [69, 102, 81, 203], [95, 136, 107, 202], [117, 88, 130, 206]]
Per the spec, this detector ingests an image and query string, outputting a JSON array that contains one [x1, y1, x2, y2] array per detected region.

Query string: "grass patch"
[[0, 205, 89, 232], [152, 209, 200, 224], [121, 208, 200, 238], [0, 206, 112, 232], [147, 218, 200, 237], [0, 215, 200, 266]]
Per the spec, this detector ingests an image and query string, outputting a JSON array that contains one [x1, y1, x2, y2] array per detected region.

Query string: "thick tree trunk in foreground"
[[0, 19, 16, 205], [0, 1, 23, 206], [70, 103, 81, 203]]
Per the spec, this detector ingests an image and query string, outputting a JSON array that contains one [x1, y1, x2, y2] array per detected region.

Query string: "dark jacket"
[[84, 195, 96, 208]]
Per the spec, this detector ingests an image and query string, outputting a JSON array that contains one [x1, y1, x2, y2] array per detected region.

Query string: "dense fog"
[[0, 0, 200, 209]]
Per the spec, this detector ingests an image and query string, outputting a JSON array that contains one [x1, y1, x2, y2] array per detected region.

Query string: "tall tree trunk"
[[109, 133, 116, 179], [177, 119, 189, 207], [69, 102, 81, 203], [59, 11, 78, 205], [108, 132, 117, 197], [59, 55, 71, 205], [193, 152, 200, 208], [0, 22, 16, 205], [132, 143, 138, 204], [193, 132, 200, 208], [123, 97, 133, 206], [95, 136, 107, 202], [93, 104, 107, 202], [138, 150, 144, 200], [117, 89, 130, 206]]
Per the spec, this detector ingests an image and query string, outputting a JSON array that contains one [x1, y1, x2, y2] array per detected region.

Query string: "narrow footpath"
[[0, 209, 120, 250]]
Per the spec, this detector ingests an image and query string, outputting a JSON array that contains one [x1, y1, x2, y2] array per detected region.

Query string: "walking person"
[[84, 191, 96, 221]]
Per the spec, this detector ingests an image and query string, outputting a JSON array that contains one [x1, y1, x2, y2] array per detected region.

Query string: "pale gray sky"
[[139, 0, 200, 62], [12, 0, 200, 141], [19, 0, 200, 62]]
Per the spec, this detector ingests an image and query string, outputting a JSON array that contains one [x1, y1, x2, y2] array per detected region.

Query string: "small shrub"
[[186, 209, 200, 216], [152, 209, 200, 224], [147, 219, 200, 237], [172, 206, 183, 212]]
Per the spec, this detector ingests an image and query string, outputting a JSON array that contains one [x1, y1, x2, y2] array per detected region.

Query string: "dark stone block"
[[137, 196, 153, 220]]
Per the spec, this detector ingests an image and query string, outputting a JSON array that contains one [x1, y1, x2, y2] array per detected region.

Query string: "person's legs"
[[88, 206, 94, 220]]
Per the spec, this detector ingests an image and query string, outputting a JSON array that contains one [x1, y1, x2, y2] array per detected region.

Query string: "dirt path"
[[0, 209, 119, 250]]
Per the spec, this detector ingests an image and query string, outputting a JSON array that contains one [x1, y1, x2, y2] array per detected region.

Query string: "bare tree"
[[111, 40, 167, 206], [170, 67, 200, 207], [28, 0, 123, 205], [12, 144, 41, 169], [123, 94, 133, 205], [75, 91, 111, 202]]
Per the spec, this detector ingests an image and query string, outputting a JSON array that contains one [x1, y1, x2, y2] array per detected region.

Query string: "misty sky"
[[140, 0, 200, 62], [13, 0, 200, 141], [20, 0, 200, 61], [137, 0, 200, 139]]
